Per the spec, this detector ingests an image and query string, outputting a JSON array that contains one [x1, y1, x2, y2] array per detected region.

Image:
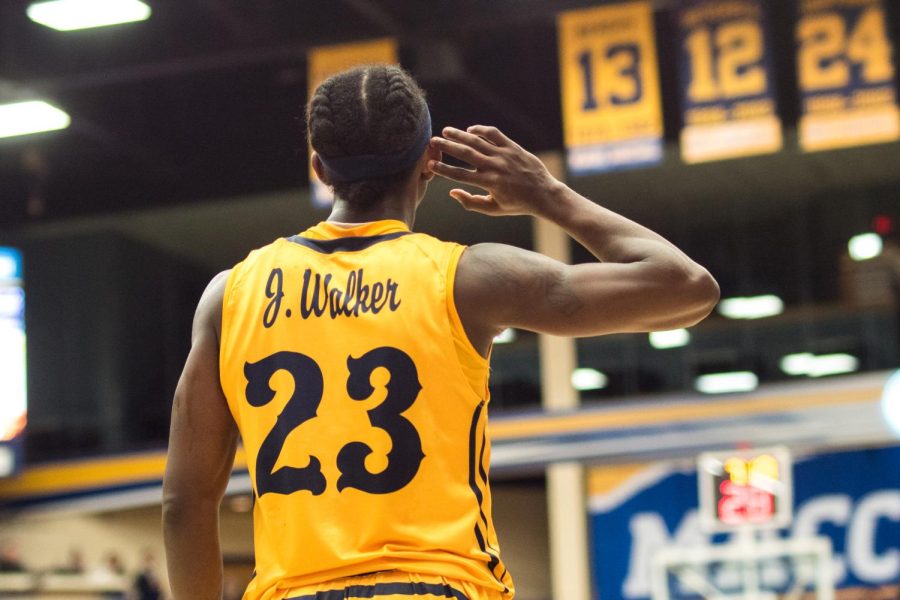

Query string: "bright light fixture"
[[27, 0, 151, 31], [780, 352, 859, 378], [882, 370, 900, 438], [493, 328, 516, 344], [780, 353, 815, 376], [0, 256, 18, 280], [717, 295, 784, 320], [695, 371, 758, 394], [806, 354, 859, 378], [0, 101, 70, 138], [0, 446, 13, 477], [571, 368, 608, 391], [649, 328, 691, 350], [848, 233, 883, 262]]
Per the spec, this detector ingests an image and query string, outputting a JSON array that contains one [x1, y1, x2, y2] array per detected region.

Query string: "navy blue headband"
[[318, 108, 432, 185]]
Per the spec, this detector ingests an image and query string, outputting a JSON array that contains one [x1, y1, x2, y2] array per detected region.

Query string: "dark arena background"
[[1, 0, 899, 598]]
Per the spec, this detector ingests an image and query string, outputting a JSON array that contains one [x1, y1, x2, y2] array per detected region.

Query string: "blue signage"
[[0, 246, 25, 478], [589, 445, 900, 599]]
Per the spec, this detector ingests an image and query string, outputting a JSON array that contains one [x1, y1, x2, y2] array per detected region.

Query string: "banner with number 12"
[[676, 0, 783, 164]]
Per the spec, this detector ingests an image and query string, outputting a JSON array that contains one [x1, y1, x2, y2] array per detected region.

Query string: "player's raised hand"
[[428, 125, 563, 217]]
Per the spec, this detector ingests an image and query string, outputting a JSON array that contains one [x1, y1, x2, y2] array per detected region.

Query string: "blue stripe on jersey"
[[286, 581, 469, 600], [467, 401, 508, 593], [286, 232, 410, 254], [479, 425, 508, 585]]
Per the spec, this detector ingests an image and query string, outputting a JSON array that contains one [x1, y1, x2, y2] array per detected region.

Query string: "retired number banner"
[[558, 2, 664, 175], [307, 39, 399, 207], [676, 0, 783, 163], [797, 0, 899, 152]]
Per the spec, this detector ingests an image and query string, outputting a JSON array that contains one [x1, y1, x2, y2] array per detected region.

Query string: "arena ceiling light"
[[0, 101, 70, 139], [571, 368, 608, 392], [717, 295, 784, 320], [780, 352, 859, 378], [0, 255, 18, 280], [847, 233, 883, 262], [694, 371, 758, 395], [27, 0, 151, 31], [806, 354, 859, 377], [649, 328, 691, 350]]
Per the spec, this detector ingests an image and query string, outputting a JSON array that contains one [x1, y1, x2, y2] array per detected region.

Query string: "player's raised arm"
[[429, 126, 719, 347], [162, 271, 237, 600]]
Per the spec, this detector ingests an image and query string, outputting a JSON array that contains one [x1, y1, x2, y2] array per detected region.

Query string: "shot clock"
[[698, 446, 793, 532]]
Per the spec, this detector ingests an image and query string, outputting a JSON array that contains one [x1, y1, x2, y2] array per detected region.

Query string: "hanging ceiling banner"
[[797, 0, 899, 152], [558, 2, 664, 175], [676, 0, 783, 164], [307, 38, 399, 208]]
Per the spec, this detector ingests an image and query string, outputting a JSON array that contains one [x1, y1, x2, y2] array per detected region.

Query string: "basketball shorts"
[[282, 571, 508, 600]]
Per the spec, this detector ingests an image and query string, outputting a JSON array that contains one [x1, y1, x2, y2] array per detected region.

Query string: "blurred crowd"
[[0, 541, 163, 599]]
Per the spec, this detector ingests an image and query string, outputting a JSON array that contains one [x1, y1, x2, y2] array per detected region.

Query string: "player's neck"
[[327, 193, 417, 229]]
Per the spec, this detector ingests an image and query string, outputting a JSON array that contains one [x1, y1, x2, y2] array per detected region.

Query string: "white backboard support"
[[651, 535, 834, 600]]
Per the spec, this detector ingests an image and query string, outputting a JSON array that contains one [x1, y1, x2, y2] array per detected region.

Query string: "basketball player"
[[163, 65, 719, 600]]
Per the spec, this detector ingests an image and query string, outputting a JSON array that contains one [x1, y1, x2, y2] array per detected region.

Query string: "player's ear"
[[311, 152, 331, 186], [421, 144, 441, 182]]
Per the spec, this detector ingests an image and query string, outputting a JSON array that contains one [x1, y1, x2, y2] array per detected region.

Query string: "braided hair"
[[306, 65, 429, 207]]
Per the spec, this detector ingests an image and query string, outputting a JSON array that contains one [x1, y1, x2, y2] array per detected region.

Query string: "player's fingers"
[[429, 160, 484, 185], [430, 136, 490, 168], [442, 127, 498, 155], [449, 189, 499, 214], [466, 125, 513, 148]]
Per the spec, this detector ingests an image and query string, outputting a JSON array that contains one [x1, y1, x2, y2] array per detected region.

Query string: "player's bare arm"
[[429, 125, 719, 355], [163, 270, 236, 600]]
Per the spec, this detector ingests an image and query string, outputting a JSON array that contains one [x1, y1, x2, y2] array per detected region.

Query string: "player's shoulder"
[[458, 242, 541, 274], [204, 270, 231, 298], [455, 242, 559, 307], [225, 237, 290, 285], [397, 230, 463, 260], [194, 270, 231, 336]]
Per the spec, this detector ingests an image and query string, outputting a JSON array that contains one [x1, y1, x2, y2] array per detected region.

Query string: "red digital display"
[[699, 447, 792, 532], [716, 479, 775, 525]]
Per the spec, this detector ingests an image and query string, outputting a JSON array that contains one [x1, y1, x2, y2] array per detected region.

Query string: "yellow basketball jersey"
[[219, 220, 514, 599]]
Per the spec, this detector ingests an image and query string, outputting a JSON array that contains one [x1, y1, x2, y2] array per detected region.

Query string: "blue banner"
[[796, 0, 899, 151], [589, 445, 900, 599], [675, 0, 782, 163]]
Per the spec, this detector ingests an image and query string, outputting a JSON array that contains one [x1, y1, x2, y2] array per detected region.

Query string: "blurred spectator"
[[133, 550, 163, 600], [54, 548, 87, 574], [92, 552, 127, 599], [224, 577, 244, 600], [0, 541, 25, 572], [104, 552, 126, 577]]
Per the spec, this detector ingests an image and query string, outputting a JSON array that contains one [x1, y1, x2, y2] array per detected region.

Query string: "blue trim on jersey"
[[467, 401, 508, 593], [286, 581, 468, 600], [286, 232, 411, 254]]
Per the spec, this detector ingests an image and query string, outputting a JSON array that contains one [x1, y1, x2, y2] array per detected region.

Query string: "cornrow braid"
[[306, 64, 429, 207]]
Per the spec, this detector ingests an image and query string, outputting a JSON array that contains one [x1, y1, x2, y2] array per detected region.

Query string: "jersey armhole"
[[218, 263, 243, 393], [446, 244, 490, 372]]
